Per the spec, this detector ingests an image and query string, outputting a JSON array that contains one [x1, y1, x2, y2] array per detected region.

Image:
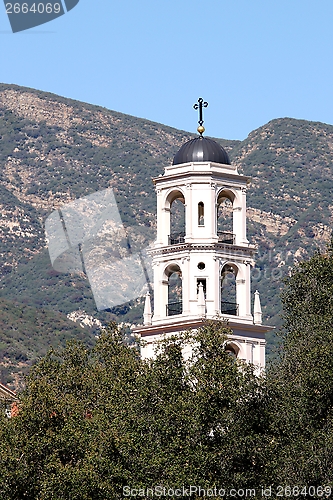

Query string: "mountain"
[[0, 83, 332, 387], [0, 297, 97, 389]]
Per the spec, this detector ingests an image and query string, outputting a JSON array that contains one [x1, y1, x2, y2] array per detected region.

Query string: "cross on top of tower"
[[193, 98, 208, 135]]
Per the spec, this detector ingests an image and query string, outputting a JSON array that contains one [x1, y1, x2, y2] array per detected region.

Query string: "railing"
[[168, 232, 185, 245], [221, 301, 238, 316], [217, 231, 235, 245], [166, 300, 182, 316]]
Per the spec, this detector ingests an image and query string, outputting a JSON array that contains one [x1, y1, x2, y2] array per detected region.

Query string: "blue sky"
[[1, 0, 333, 140]]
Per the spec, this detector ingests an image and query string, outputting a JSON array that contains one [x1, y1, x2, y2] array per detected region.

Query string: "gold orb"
[[197, 125, 205, 135]]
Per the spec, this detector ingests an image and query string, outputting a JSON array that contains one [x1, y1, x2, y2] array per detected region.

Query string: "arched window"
[[198, 202, 204, 226], [221, 264, 238, 315], [165, 264, 182, 316], [217, 190, 235, 244], [167, 190, 185, 245], [225, 343, 239, 359]]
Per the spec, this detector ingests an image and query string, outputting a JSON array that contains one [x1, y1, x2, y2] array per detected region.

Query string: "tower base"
[[134, 316, 271, 368]]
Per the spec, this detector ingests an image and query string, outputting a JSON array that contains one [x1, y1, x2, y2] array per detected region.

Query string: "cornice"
[[153, 167, 250, 187], [150, 242, 256, 258], [134, 317, 272, 338]]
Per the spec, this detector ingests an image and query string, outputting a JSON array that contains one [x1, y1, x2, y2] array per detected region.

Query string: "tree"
[[0, 321, 267, 499], [187, 322, 267, 490], [0, 323, 141, 499], [265, 239, 333, 488]]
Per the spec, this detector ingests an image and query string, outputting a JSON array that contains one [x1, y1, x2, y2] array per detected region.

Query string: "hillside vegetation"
[[0, 83, 332, 385], [0, 297, 96, 389]]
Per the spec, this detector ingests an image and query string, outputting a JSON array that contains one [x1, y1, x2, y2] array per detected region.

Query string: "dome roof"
[[173, 136, 231, 166]]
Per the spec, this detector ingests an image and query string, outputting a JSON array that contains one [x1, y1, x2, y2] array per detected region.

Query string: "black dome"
[[173, 136, 230, 165]]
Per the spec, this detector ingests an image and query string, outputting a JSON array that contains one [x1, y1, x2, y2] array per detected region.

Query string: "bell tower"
[[135, 100, 271, 367]]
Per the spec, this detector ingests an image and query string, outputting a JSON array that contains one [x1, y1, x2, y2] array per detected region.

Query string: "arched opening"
[[225, 342, 239, 359], [217, 190, 235, 244], [165, 263, 182, 316], [198, 202, 204, 226], [167, 190, 185, 245], [221, 264, 238, 315]]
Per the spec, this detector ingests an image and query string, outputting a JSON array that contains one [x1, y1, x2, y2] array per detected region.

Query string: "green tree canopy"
[[0, 321, 266, 499], [265, 239, 333, 488], [4, 242, 333, 500]]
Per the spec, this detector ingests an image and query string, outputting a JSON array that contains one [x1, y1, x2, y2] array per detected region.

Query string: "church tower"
[[135, 99, 270, 367]]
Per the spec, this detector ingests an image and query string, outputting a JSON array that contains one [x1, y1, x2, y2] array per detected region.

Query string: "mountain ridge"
[[0, 83, 332, 386]]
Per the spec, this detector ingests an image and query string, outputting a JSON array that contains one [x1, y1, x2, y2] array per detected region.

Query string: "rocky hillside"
[[0, 83, 332, 385]]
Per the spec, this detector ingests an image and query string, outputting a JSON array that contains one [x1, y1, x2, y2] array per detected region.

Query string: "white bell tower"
[[135, 99, 271, 367]]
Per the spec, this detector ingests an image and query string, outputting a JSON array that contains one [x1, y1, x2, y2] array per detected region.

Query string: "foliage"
[[0, 321, 266, 499], [0, 297, 97, 388], [2, 236, 333, 498], [264, 239, 333, 487]]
